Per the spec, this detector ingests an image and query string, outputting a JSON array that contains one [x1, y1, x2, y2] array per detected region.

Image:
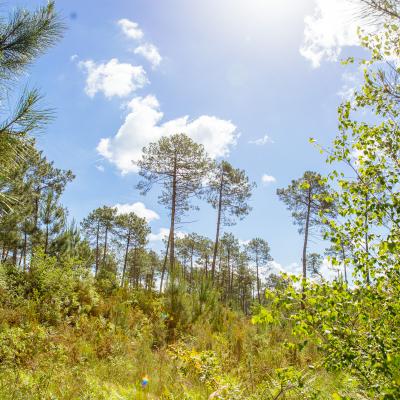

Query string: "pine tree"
[[206, 161, 254, 280], [115, 212, 150, 285], [277, 171, 335, 279], [246, 238, 273, 303], [137, 133, 211, 276]]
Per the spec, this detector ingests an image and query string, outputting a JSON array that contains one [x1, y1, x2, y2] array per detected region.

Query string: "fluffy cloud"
[[261, 174, 276, 185], [149, 227, 186, 242], [300, 0, 365, 68], [248, 134, 272, 145], [113, 202, 160, 222], [118, 19, 144, 40], [270, 261, 301, 275], [79, 58, 148, 99], [97, 95, 238, 174], [270, 259, 344, 282], [134, 43, 162, 68]]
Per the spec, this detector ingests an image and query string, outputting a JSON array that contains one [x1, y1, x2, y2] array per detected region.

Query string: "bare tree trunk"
[[95, 220, 100, 276], [365, 193, 370, 285], [302, 187, 312, 279], [23, 231, 27, 271], [256, 252, 261, 303], [160, 236, 170, 293], [102, 226, 108, 267], [169, 155, 177, 275], [341, 243, 348, 284], [211, 172, 224, 280], [44, 223, 49, 254], [121, 230, 130, 285]]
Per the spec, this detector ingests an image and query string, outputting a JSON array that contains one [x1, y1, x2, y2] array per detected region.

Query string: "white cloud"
[[113, 201, 160, 222], [70, 54, 78, 62], [337, 68, 364, 100], [261, 174, 276, 185], [79, 58, 148, 99], [300, 0, 365, 68], [134, 43, 162, 68], [270, 260, 301, 275], [96, 165, 105, 172], [118, 18, 144, 40], [97, 94, 238, 174], [248, 134, 272, 145], [239, 239, 250, 246], [149, 227, 186, 242]]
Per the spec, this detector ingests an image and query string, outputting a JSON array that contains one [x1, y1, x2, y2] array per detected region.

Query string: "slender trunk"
[[341, 243, 348, 284], [102, 226, 108, 266], [190, 246, 194, 287], [2, 248, 9, 263], [95, 220, 100, 276], [227, 247, 231, 299], [301, 187, 312, 308], [44, 223, 49, 254], [121, 230, 131, 285], [12, 247, 17, 265], [134, 247, 140, 289], [169, 155, 177, 275], [302, 187, 312, 279], [365, 193, 370, 285], [256, 252, 260, 303], [160, 236, 170, 293], [23, 231, 27, 271], [211, 171, 224, 280]]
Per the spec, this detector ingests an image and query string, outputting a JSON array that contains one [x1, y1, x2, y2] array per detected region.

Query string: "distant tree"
[[219, 233, 239, 298], [115, 212, 150, 285], [40, 191, 66, 254], [175, 233, 205, 284], [246, 238, 273, 303], [81, 206, 117, 276], [137, 133, 211, 275], [277, 171, 335, 279], [265, 273, 290, 292], [206, 161, 254, 280], [306, 252, 323, 279]]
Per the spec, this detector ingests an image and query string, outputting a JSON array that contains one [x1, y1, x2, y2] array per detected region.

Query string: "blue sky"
[[19, 0, 367, 274]]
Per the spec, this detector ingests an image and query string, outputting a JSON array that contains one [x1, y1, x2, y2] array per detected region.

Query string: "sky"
[[18, 0, 369, 276]]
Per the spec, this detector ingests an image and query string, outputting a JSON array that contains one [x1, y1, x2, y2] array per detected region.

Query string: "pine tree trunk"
[[160, 236, 170, 292], [44, 223, 49, 254], [169, 155, 177, 275], [341, 243, 348, 284], [23, 231, 27, 271], [256, 252, 261, 303], [121, 230, 131, 285], [365, 193, 370, 284], [302, 187, 312, 279], [211, 172, 224, 280], [102, 226, 108, 267], [95, 220, 100, 276]]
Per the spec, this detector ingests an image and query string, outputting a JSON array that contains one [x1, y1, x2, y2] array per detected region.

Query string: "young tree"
[[137, 133, 211, 275], [277, 171, 335, 279], [206, 161, 254, 280], [40, 191, 66, 254], [246, 238, 273, 303]]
